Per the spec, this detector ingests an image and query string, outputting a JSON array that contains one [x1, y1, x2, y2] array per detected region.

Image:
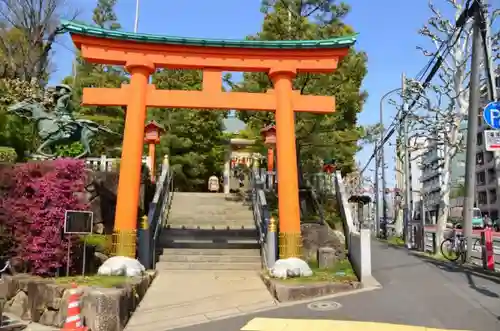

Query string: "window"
[[486, 151, 494, 163], [476, 152, 484, 165], [478, 191, 487, 205], [476, 171, 486, 185], [491, 209, 498, 220], [477, 132, 483, 145], [488, 168, 496, 183], [489, 188, 497, 204]]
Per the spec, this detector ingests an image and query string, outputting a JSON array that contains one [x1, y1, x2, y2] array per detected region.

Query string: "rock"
[[85, 288, 124, 331], [94, 223, 105, 234], [39, 309, 57, 326], [43, 284, 65, 310], [8, 290, 29, 319], [53, 287, 74, 328], [317, 247, 337, 269], [270, 258, 313, 279], [28, 280, 53, 322], [301, 223, 346, 262], [0, 273, 156, 330], [94, 252, 109, 264]]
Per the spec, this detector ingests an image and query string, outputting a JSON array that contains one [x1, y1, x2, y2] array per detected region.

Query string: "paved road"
[[171, 241, 500, 331]]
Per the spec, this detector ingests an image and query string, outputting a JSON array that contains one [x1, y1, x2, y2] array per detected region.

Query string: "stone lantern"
[[260, 124, 277, 173], [144, 120, 165, 183]]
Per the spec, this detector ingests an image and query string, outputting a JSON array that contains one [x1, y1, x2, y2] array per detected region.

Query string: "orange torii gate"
[[62, 20, 355, 258]]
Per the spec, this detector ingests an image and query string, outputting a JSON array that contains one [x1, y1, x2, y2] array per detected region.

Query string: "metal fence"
[[423, 229, 500, 271]]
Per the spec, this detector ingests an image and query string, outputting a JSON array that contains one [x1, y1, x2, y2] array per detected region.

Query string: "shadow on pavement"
[[400, 248, 500, 298], [377, 242, 500, 300]]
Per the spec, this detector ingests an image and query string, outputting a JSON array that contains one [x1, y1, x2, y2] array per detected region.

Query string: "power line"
[[360, 0, 474, 176]]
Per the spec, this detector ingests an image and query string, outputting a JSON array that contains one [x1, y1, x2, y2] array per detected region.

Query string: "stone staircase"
[[156, 192, 262, 270]]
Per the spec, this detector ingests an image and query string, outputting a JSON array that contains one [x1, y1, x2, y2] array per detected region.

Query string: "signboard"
[[483, 101, 500, 129], [64, 210, 93, 234], [484, 130, 500, 151]]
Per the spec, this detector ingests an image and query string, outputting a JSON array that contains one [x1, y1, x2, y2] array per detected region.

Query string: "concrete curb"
[[160, 276, 382, 330], [260, 273, 363, 302]]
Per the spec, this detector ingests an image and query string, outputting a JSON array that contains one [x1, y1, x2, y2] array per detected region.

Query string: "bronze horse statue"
[[8, 100, 120, 159]]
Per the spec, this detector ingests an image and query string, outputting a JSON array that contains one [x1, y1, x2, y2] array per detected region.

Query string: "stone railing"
[[349, 229, 372, 283]]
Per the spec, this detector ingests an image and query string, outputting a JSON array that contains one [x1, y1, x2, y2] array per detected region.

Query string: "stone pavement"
[[169, 240, 500, 331], [123, 270, 277, 331]]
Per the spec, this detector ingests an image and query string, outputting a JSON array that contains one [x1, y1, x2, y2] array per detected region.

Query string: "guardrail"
[[423, 229, 500, 271], [249, 168, 275, 269]]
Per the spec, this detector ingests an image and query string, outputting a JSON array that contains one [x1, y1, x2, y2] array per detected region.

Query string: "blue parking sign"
[[483, 101, 500, 129]]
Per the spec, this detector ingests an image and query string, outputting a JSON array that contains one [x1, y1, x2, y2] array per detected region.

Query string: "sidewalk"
[[171, 240, 500, 331], [124, 270, 276, 331]]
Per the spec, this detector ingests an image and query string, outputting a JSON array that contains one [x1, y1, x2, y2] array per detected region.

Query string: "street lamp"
[[379, 88, 402, 238], [379, 82, 431, 240], [144, 120, 165, 183]]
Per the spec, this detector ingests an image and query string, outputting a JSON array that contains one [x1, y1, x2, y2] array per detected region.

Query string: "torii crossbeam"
[[62, 20, 356, 259]]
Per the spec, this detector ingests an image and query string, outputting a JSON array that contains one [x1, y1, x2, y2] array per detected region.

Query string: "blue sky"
[[50, 0, 447, 187]]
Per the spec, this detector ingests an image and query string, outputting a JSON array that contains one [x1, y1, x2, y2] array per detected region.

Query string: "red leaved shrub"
[[0, 159, 88, 276]]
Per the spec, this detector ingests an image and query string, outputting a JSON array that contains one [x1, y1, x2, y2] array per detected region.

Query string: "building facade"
[[420, 125, 466, 222], [474, 81, 500, 219]]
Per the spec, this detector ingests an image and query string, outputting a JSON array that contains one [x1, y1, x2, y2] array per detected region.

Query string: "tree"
[[62, 0, 126, 156], [150, 69, 226, 191], [227, 0, 367, 175], [0, 0, 77, 84], [407, 0, 499, 244], [0, 0, 75, 156]]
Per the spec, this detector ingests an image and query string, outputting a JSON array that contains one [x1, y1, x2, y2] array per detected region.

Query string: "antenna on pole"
[[134, 0, 140, 33]]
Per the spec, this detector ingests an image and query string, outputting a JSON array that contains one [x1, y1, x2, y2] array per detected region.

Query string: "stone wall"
[[0, 271, 156, 331]]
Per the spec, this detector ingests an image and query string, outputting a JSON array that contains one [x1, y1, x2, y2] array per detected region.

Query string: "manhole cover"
[[307, 301, 342, 311]]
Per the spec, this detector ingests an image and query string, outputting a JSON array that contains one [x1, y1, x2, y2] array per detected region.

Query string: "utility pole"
[[463, 0, 482, 261], [380, 104, 388, 239], [374, 142, 380, 236], [402, 73, 412, 245]]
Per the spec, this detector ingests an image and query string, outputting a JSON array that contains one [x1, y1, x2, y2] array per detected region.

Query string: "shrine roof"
[[60, 20, 356, 49]]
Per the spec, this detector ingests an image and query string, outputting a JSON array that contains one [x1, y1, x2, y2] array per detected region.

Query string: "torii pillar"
[[114, 60, 155, 257], [269, 68, 301, 257]]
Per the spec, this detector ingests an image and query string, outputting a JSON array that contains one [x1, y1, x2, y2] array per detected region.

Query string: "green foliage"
[[81, 234, 112, 255], [231, 0, 367, 174], [62, 0, 126, 157], [387, 236, 404, 246], [55, 142, 85, 158], [0, 146, 17, 162], [150, 69, 226, 191], [0, 78, 45, 158], [450, 183, 465, 198]]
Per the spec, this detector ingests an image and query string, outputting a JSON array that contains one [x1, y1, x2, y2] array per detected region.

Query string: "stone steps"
[[155, 261, 261, 270], [157, 192, 261, 271], [159, 253, 261, 263], [163, 248, 260, 256]]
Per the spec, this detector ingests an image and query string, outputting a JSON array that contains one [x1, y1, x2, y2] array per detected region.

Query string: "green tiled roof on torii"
[[59, 20, 356, 49]]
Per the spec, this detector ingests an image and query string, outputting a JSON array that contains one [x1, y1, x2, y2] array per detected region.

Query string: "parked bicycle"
[[440, 225, 480, 263]]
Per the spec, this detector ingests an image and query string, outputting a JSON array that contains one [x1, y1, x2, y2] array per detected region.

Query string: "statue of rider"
[[53, 84, 75, 139]]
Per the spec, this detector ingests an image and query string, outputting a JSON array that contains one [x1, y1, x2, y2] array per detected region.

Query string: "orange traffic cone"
[[62, 283, 88, 331]]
